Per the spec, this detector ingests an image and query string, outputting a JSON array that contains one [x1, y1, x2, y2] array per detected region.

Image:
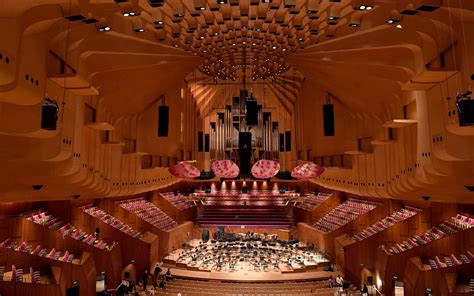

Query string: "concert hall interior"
[[1, 0, 474, 295]]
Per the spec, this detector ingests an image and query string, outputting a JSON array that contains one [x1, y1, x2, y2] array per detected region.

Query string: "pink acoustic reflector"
[[251, 159, 280, 179], [168, 162, 201, 179], [291, 162, 325, 179], [211, 160, 240, 178]]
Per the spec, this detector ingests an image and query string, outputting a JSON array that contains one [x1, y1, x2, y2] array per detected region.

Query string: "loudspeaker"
[[239, 132, 252, 176], [158, 105, 169, 137], [198, 131, 203, 152], [41, 105, 58, 130], [323, 104, 335, 136], [285, 131, 291, 151], [246, 100, 258, 125], [279, 133, 285, 152], [204, 134, 210, 152], [457, 99, 474, 126]]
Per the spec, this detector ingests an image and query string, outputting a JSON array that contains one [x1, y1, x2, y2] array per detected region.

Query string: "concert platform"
[[162, 238, 334, 282]]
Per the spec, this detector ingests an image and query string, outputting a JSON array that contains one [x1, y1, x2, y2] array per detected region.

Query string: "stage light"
[[98, 26, 111, 32], [122, 12, 136, 17]]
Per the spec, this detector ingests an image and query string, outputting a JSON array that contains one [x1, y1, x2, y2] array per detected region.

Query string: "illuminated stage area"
[[162, 233, 333, 282]]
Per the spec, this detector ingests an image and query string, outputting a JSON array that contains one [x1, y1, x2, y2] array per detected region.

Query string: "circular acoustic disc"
[[251, 159, 281, 179], [211, 160, 240, 179], [291, 162, 325, 179], [168, 162, 201, 179]]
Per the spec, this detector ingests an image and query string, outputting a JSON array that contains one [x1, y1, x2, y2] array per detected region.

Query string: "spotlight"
[[218, 0, 227, 3], [134, 28, 145, 32], [73, 194, 80, 199], [386, 19, 399, 24], [122, 12, 136, 17], [98, 26, 111, 32]]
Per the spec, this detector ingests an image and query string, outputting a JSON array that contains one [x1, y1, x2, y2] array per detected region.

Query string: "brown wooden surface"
[[0, 247, 96, 296]]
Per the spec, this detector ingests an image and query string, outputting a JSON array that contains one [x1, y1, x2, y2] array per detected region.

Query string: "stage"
[[162, 237, 336, 282]]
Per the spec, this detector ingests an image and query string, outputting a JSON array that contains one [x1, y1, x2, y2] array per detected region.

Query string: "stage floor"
[[162, 239, 336, 282]]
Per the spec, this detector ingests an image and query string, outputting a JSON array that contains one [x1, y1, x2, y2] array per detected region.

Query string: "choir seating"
[[192, 190, 294, 207], [197, 207, 294, 229]]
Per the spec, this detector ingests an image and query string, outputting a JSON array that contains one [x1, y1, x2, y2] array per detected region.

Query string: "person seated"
[[159, 278, 166, 290], [335, 274, 344, 287], [328, 276, 334, 288]]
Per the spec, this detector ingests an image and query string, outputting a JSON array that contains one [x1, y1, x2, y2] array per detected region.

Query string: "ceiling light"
[[396, 24, 403, 29], [134, 28, 145, 32], [98, 26, 111, 32]]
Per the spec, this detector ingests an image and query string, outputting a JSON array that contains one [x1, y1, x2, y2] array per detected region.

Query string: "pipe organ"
[[209, 91, 280, 168]]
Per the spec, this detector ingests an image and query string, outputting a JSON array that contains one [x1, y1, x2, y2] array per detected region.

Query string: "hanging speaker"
[[198, 131, 203, 152], [457, 99, 474, 126], [246, 100, 258, 125], [158, 105, 169, 137], [41, 105, 58, 130], [279, 133, 285, 152], [323, 104, 335, 136]]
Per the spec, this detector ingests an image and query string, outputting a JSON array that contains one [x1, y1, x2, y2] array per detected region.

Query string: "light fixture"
[[134, 28, 145, 32], [98, 26, 111, 32]]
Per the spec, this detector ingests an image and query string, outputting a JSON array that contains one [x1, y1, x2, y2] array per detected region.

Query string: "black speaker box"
[[198, 131, 203, 152], [457, 99, 474, 126], [323, 104, 335, 136], [285, 131, 291, 151], [279, 133, 285, 152], [41, 105, 58, 130], [158, 105, 169, 137], [246, 100, 258, 125]]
